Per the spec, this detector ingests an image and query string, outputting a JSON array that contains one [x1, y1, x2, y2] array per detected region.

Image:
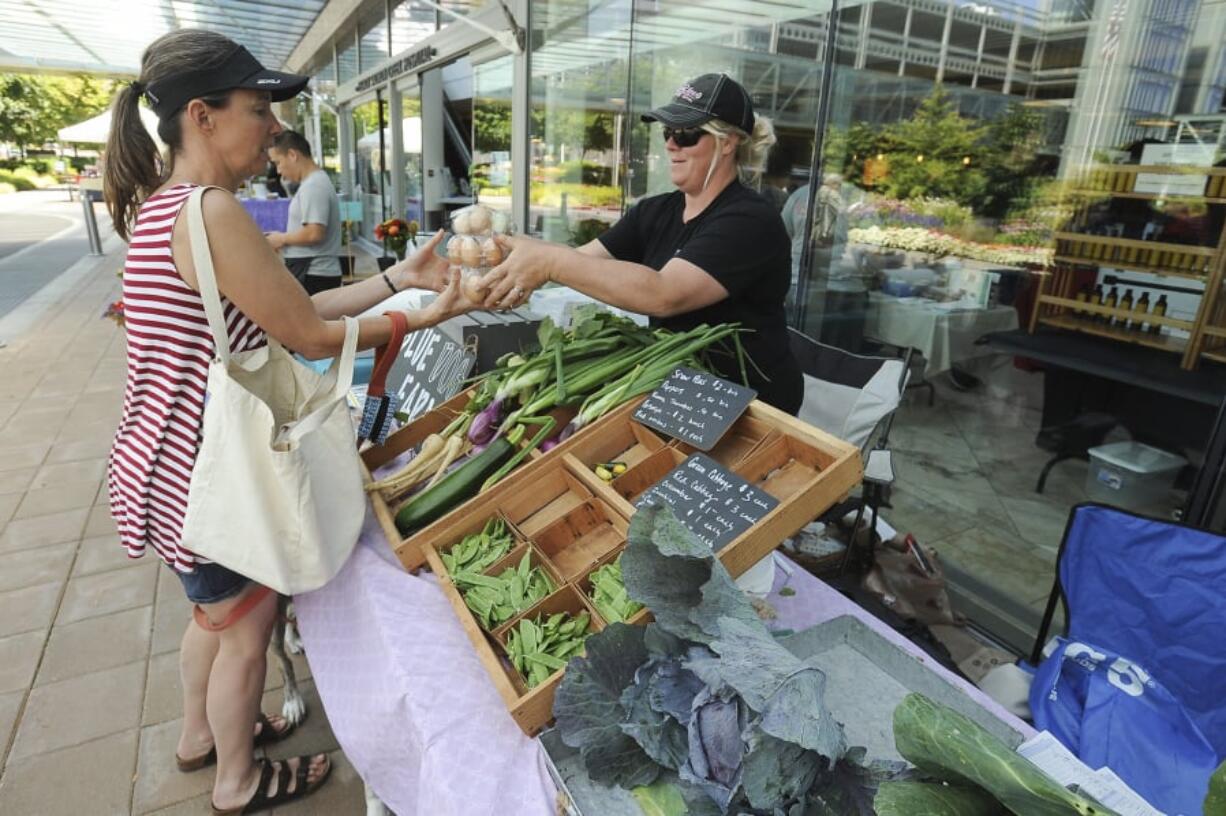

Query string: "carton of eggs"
[[445, 204, 515, 303]]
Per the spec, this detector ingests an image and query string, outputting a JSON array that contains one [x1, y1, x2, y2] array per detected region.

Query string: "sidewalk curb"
[[0, 231, 125, 347]]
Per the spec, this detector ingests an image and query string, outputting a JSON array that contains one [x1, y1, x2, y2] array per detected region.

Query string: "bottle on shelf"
[[1074, 285, 1090, 319], [1134, 291, 1151, 332], [1117, 288, 1134, 328], [1093, 284, 1106, 322], [1105, 286, 1120, 327], [1150, 295, 1168, 335]]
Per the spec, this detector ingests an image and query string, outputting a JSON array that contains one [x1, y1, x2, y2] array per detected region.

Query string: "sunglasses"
[[662, 126, 708, 148]]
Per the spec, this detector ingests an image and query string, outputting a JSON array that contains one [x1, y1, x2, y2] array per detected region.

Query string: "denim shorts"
[[174, 561, 250, 605]]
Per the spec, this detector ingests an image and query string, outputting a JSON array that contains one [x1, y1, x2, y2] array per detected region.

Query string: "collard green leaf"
[[710, 617, 846, 759], [552, 622, 659, 788], [893, 694, 1118, 816], [630, 780, 689, 816], [873, 780, 1001, 815], [740, 729, 822, 811], [622, 505, 757, 645], [805, 754, 914, 816], [1207, 761, 1226, 816]]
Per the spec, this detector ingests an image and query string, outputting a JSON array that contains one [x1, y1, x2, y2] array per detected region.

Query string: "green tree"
[[0, 73, 116, 155], [977, 102, 1045, 218], [877, 86, 988, 204]]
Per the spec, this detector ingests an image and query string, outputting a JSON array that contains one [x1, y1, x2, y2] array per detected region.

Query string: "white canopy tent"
[[357, 118, 423, 153], [58, 106, 163, 146]]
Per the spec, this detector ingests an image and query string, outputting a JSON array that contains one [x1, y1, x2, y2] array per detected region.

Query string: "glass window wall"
[[392, 1, 439, 52], [528, 0, 634, 244], [472, 55, 515, 217], [400, 81, 425, 224], [515, 0, 1226, 649], [353, 97, 390, 244]]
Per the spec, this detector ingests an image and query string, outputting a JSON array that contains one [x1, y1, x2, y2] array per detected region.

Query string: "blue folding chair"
[[1030, 503, 1226, 812]]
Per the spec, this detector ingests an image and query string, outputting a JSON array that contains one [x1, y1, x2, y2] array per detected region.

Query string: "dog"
[[270, 596, 392, 816]]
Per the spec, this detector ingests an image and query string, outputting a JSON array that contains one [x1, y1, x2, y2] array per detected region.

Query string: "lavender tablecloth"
[[295, 513, 1032, 816], [241, 197, 290, 232]]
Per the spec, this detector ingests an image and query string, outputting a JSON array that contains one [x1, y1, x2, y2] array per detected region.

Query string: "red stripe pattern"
[[107, 184, 266, 572]]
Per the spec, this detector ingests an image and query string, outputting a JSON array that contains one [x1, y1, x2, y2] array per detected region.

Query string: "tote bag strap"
[[278, 316, 360, 446], [184, 186, 242, 365]]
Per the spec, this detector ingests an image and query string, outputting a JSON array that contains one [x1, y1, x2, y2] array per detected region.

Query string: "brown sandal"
[[211, 754, 332, 815], [175, 712, 299, 772]]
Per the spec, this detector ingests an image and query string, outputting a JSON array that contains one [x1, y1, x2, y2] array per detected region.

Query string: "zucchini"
[[395, 437, 515, 533]]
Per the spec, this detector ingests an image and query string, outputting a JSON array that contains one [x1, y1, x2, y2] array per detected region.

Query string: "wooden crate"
[[358, 387, 616, 570], [416, 399, 862, 735]]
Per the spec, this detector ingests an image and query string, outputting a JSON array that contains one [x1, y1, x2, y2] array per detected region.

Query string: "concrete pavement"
[[0, 223, 376, 814]]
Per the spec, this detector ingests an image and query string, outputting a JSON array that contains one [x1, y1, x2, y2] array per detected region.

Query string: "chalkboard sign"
[[634, 453, 779, 551], [633, 367, 755, 451], [388, 328, 475, 420]]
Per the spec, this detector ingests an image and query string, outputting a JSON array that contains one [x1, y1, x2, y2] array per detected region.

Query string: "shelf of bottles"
[[1029, 163, 1226, 370], [1031, 266, 1190, 358], [1069, 165, 1226, 202]]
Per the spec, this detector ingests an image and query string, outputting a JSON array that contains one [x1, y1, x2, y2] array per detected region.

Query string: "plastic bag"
[[1031, 637, 1219, 815]]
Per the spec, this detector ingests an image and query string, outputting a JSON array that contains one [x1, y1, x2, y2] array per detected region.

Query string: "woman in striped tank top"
[[103, 30, 476, 814]]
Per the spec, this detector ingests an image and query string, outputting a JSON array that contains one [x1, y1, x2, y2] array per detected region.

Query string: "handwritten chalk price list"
[[632, 367, 756, 451], [634, 453, 779, 550]]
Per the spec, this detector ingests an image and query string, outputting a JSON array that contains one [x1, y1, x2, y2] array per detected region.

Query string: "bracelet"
[[381, 272, 398, 295]]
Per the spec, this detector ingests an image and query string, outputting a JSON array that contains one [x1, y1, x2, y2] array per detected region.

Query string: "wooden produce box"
[[417, 399, 862, 735], [359, 389, 648, 570]]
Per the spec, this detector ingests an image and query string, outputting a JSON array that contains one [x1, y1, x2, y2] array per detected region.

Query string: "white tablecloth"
[[865, 292, 1019, 374], [294, 511, 1033, 816]]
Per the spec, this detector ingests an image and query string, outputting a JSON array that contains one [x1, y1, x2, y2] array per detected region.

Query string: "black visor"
[[144, 44, 309, 120]]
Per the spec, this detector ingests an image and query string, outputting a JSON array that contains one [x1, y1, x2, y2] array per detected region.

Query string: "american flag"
[[1101, 0, 1128, 61]]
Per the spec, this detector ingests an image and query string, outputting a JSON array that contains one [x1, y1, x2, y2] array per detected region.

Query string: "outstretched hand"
[[478, 235, 554, 310], [421, 266, 481, 325], [388, 230, 451, 293]]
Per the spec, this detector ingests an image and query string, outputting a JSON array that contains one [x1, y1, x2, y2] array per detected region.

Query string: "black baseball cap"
[[144, 44, 309, 120], [641, 73, 756, 134]]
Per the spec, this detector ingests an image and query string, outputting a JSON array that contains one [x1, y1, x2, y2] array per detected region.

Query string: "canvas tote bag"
[[177, 186, 366, 595]]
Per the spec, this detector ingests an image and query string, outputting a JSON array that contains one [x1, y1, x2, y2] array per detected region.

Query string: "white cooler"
[[1085, 441, 1186, 514]]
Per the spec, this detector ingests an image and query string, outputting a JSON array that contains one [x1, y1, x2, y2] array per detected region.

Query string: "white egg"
[[481, 237, 503, 266], [468, 205, 492, 233], [461, 269, 487, 302], [459, 236, 482, 268]]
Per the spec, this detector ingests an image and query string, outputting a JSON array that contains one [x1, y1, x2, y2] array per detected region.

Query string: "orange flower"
[[388, 224, 400, 236]]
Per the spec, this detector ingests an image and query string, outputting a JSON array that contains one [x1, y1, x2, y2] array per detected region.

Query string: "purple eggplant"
[[467, 398, 504, 445]]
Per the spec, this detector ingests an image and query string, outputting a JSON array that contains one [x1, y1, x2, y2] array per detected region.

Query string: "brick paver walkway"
[[0, 250, 371, 814]]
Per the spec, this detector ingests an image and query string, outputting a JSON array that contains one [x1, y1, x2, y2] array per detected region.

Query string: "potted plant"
[[374, 217, 419, 271]]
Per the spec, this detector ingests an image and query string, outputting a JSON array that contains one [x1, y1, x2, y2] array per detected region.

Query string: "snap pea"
[[458, 551, 554, 630], [586, 556, 643, 623], [503, 610, 592, 689], [440, 516, 515, 576]]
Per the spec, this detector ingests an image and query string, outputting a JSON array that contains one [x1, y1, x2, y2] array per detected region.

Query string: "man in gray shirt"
[[266, 130, 343, 293]]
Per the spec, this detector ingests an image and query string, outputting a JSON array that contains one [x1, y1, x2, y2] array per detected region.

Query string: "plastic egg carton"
[[445, 204, 515, 301]]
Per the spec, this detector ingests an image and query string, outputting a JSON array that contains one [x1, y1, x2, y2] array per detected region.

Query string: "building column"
[[899, 6, 913, 77], [510, 0, 532, 233], [389, 82, 405, 219], [936, 0, 955, 83], [338, 104, 354, 199], [972, 21, 987, 88], [856, 1, 873, 70], [420, 68, 446, 231], [1002, 18, 1022, 95]]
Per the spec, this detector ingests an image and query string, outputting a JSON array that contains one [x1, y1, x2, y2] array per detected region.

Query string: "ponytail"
[[702, 115, 777, 187], [104, 83, 162, 242]]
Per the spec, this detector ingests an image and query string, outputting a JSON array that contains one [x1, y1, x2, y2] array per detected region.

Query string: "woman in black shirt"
[[478, 73, 803, 414]]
